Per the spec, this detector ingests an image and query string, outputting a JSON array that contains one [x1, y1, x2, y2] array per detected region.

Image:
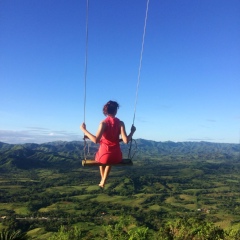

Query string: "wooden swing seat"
[[82, 158, 133, 167]]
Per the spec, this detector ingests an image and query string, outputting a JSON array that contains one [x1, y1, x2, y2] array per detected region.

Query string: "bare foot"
[[99, 180, 104, 188]]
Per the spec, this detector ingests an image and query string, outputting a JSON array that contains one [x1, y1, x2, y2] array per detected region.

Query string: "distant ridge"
[[0, 139, 239, 154], [0, 139, 239, 171]]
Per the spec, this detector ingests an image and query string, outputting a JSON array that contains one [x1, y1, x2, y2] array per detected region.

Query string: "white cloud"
[[0, 129, 82, 144]]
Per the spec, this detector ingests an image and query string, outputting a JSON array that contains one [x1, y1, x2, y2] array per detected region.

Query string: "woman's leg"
[[100, 165, 111, 187], [99, 166, 105, 186], [99, 166, 105, 179]]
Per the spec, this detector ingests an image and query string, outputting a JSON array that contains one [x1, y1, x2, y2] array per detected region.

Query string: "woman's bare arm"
[[80, 121, 106, 144], [120, 121, 136, 144]]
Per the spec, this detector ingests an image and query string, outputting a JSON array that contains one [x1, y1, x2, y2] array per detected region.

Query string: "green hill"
[[0, 140, 240, 239], [0, 140, 239, 171]]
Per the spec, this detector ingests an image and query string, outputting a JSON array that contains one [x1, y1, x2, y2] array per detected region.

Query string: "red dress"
[[95, 116, 122, 164]]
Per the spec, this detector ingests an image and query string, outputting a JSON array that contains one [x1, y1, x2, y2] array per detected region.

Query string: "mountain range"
[[0, 139, 239, 171]]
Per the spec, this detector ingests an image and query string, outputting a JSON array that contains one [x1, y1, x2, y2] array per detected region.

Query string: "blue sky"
[[0, 0, 239, 144]]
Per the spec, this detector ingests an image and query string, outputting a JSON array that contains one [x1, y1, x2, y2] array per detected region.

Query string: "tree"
[[128, 227, 149, 240], [0, 229, 29, 240], [48, 226, 82, 240], [104, 216, 149, 240], [156, 217, 224, 240]]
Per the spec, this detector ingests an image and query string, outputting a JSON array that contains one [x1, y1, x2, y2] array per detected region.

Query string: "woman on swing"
[[80, 100, 136, 188]]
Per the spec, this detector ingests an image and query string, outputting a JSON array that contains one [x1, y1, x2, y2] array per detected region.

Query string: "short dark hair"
[[103, 101, 119, 116]]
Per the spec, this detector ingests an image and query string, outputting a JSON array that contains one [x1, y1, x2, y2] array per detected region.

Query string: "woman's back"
[[96, 116, 122, 164], [101, 116, 121, 145]]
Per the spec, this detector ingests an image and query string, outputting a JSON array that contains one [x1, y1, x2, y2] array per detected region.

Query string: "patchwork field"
[[1, 144, 240, 239]]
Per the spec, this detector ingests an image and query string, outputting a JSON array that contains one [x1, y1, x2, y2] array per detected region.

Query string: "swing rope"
[[133, 0, 150, 126], [128, 0, 150, 159], [82, 0, 150, 161], [83, 0, 89, 161]]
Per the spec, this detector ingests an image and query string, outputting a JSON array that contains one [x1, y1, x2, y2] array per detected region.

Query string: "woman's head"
[[103, 101, 119, 116]]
